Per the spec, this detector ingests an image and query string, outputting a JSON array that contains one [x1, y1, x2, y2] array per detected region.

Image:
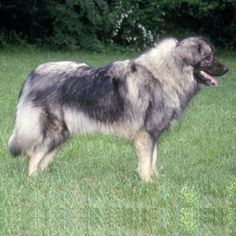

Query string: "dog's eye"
[[204, 55, 213, 62]]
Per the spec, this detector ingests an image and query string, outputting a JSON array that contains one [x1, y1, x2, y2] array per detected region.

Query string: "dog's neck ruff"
[[135, 38, 198, 115]]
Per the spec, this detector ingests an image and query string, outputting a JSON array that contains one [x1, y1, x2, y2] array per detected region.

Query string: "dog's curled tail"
[[8, 133, 22, 156]]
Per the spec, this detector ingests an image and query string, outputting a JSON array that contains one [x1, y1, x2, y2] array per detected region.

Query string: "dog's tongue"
[[200, 71, 218, 86]]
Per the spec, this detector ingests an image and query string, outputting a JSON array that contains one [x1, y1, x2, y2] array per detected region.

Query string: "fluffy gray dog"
[[9, 37, 228, 181]]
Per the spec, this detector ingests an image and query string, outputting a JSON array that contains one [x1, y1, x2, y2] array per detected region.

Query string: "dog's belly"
[[63, 108, 140, 139]]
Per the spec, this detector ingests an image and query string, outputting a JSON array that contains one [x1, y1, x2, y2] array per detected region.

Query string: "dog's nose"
[[223, 66, 229, 74]]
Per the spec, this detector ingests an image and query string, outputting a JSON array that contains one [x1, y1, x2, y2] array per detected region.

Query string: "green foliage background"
[[0, 0, 235, 50]]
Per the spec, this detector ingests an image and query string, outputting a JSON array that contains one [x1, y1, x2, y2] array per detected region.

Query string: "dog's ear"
[[177, 38, 202, 66]]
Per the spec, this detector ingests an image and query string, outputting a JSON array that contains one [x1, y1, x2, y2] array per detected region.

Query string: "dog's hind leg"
[[36, 108, 69, 172], [133, 131, 155, 182], [39, 150, 56, 171]]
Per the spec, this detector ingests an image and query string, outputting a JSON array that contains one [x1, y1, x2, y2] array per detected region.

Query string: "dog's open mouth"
[[198, 71, 218, 87]]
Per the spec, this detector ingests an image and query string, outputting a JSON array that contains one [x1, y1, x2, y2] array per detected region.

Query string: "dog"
[[8, 37, 228, 181]]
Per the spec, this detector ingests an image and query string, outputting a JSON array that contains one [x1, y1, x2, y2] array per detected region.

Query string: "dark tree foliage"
[[0, 0, 235, 50], [163, 0, 236, 49], [0, 0, 110, 50]]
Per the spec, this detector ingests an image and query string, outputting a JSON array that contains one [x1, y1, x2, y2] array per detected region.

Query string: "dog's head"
[[177, 37, 228, 86]]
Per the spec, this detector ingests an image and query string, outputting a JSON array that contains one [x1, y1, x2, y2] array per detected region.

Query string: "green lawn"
[[0, 48, 235, 235]]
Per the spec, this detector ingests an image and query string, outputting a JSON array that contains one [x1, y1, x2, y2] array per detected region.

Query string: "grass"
[[0, 47, 235, 235]]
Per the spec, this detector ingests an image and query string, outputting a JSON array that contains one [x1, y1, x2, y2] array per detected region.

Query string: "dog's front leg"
[[133, 131, 155, 182], [151, 142, 158, 177]]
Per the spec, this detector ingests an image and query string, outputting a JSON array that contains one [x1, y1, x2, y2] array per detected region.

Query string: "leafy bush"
[[109, 0, 162, 49], [0, 0, 235, 49], [0, 31, 26, 48], [0, 32, 7, 48], [45, 0, 108, 51], [163, 0, 236, 49]]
